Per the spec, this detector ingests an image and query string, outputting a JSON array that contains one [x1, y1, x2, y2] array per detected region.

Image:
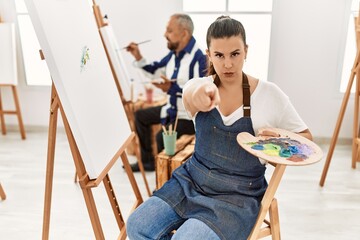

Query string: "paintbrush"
[[122, 39, 151, 50]]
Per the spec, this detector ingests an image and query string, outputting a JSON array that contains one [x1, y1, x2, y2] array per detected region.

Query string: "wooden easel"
[[92, 1, 151, 196], [0, 22, 26, 140], [319, 10, 360, 187], [0, 183, 6, 200], [42, 84, 143, 240], [0, 84, 26, 140]]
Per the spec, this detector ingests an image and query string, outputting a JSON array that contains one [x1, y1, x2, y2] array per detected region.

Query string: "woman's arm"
[[297, 128, 313, 141], [258, 128, 313, 141], [183, 80, 220, 117]]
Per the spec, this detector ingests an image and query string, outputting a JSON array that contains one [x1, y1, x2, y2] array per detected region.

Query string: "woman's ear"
[[244, 44, 248, 60]]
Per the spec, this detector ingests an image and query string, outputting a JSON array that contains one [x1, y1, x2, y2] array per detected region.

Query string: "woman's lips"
[[223, 72, 234, 77]]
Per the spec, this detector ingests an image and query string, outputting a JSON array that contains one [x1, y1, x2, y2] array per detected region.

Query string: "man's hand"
[[126, 42, 142, 61], [152, 75, 172, 92]]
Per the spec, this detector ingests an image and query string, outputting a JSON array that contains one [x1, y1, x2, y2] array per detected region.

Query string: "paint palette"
[[237, 128, 323, 166]]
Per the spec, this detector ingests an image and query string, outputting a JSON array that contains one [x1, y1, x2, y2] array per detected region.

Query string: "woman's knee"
[[127, 196, 177, 239], [126, 207, 143, 239]]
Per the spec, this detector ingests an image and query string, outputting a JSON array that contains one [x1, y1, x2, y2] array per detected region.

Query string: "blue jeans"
[[126, 196, 220, 240]]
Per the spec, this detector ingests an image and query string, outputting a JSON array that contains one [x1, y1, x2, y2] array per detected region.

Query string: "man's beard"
[[167, 40, 179, 51]]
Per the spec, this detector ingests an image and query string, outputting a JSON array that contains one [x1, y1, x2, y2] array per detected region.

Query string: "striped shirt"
[[134, 37, 207, 123]]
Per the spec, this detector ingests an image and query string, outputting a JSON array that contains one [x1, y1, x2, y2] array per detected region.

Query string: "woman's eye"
[[215, 54, 223, 58], [232, 52, 240, 57]]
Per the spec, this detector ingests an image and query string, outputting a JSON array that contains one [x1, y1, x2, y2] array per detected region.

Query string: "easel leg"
[[0, 89, 6, 135], [78, 176, 106, 240], [0, 183, 6, 200], [60, 106, 106, 240], [319, 55, 360, 186], [117, 151, 144, 240], [11, 86, 26, 140], [352, 70, 360, 168], [121, 151, 143, 210], [42, 90, 59, 240], [134, 134, 151, 196], [103, 174, 127, 240], [43, 86, 106, 240], [124, 102, 151, 196]]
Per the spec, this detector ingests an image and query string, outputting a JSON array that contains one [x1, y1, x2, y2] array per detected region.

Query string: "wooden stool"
[[155, 134, 195, 189]]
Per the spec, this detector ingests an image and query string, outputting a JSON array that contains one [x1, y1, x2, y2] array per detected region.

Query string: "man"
[[126, 13, 207, 171]]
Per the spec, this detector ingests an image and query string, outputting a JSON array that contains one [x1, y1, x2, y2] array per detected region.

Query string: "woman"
[[126, 16, 312, 240]]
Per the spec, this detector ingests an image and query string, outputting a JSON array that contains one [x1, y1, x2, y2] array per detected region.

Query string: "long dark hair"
[[206, 16, 247, 86]]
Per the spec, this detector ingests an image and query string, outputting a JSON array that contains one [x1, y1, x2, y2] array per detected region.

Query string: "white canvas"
[[100, 25, 132, 101], [0, 23, 17, 85], [25, 0, 132, 179]]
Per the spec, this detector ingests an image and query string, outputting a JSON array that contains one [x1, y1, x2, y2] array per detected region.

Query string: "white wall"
[[269, 0, 352, 139], [0, 0, 354, 139]]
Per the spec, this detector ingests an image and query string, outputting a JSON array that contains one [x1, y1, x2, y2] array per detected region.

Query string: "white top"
[[183, 76, 308, 164]]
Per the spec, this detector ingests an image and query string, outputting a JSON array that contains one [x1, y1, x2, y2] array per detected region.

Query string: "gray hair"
[[171, 13, 194, 35]]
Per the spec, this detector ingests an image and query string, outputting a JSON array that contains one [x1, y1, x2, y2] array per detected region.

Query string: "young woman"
[[126, 16, 312, 240]]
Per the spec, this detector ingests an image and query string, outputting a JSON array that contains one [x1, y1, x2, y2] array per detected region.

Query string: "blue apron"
[[154, 74, 267, 240]]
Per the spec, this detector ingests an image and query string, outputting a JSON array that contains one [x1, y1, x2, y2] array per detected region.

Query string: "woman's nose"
[[224, 59, 232, 69]]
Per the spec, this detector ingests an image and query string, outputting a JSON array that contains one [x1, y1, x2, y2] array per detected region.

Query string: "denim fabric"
[[154, 108, 268, 240], [126, 196, 220, 240]]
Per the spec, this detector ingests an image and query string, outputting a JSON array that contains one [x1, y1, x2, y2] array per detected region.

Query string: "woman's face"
[[207, 35, 247, 83]]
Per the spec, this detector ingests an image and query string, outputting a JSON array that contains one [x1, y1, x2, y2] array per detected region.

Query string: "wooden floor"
[[0, 130, 360, 239]]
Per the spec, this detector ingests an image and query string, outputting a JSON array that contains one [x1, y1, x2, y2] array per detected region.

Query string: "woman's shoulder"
[[256, 80, 286, 95]]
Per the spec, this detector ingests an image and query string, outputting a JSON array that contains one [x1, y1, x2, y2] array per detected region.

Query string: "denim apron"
[[154, 74, 267, 240]]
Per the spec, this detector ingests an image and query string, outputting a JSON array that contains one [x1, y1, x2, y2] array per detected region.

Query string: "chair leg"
[[269, 198, 281, 240]]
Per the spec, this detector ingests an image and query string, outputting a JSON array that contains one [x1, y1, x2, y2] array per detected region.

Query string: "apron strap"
[[242, 72, 251, 117]]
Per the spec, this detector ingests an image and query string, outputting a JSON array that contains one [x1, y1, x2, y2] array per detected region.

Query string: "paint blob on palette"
[[247, 137, 314, 162], [237, 128, 323, 166]]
